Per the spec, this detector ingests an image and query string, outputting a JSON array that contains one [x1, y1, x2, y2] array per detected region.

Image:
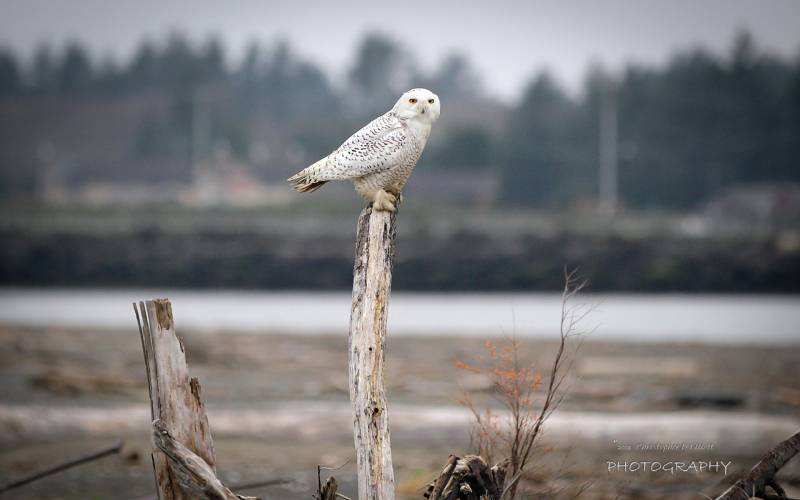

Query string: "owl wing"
[[321, 112, 411, 180]]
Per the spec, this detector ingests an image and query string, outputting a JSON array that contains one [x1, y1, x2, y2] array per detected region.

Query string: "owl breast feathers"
[[288, 88, 440, 212]]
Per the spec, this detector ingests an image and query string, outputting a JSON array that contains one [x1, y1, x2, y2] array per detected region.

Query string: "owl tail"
[[288, 160, 328, 193]]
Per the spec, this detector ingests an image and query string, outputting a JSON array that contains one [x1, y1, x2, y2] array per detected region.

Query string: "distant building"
[[182, 160, 291, 207], [404, 170, 499, 206], [703, 183, 800, 234], [38, 156, 292, 208]]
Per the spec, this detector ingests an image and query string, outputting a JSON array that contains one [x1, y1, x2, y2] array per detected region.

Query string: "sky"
[[1, 0, 799, 100]]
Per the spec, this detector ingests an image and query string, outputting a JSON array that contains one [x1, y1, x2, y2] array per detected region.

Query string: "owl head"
[[393, 88, 440, 124]]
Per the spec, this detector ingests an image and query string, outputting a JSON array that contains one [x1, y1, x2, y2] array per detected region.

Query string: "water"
[[0, 288, 798, 344]]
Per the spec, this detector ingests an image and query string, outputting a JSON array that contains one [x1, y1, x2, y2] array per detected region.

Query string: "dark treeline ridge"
[[1, 227, 796, 292], [0, 30, 799, 210], [0, 224, 800, 293]]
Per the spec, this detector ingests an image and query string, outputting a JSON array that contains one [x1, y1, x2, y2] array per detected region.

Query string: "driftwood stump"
[[135, 299, 256, 500], [424, 455, 509, 500], [319, 476, 339, 500], [349, 206, 397, 500]]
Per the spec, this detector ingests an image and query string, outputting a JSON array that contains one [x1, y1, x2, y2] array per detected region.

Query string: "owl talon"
[[374, 200, 396, 212], [373, 190, 397, 212], [387, 190, 403, 206]]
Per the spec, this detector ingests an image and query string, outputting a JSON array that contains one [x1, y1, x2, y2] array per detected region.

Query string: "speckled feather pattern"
[[290, 115, 425, 195], [288, 88, 439, 204]]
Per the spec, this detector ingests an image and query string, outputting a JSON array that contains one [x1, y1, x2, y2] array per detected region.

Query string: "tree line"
[[0, 31, 798, 210]]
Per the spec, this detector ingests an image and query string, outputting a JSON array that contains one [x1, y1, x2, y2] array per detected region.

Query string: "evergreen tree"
[[499, 72, 581, 207], [422, 53, 482, 101], [348, 34, 413, 113], [57, 42, 92, 92], [0, 48, 21, 96]]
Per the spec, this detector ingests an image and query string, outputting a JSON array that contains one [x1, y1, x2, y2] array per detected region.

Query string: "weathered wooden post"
[[134, 299, 252, 500], [348, 206, 397, 500]]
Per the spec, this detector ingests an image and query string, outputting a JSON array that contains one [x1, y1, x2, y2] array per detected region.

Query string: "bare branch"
[[0, 440, 123, 494], [317, 458, 352, 500], [455, 268, 590, 499]]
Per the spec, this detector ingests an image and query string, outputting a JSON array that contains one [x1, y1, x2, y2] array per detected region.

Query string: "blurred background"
[[0, 1, 799, 499]]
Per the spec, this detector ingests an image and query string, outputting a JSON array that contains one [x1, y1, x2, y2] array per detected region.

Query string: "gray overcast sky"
[[1, 0, 799, 100]]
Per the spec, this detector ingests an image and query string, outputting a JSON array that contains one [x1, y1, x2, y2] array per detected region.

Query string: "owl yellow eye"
[[409, 98, 417, 104], [428, 98, 435, 104]]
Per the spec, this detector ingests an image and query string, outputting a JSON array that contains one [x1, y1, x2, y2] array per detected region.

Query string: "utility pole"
[[191, 90, 220, 204], [597, 86, 619, 216]]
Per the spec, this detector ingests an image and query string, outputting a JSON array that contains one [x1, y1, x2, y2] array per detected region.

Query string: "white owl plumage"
[[288, 88, 440, 211]]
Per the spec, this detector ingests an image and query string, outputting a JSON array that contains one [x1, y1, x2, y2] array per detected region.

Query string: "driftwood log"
[[348, 206, 397, 500], [135, 299, 258, 500], [152, 420, 258, 500], [424, 455, 509, 500], [715, 429, 800, 500]]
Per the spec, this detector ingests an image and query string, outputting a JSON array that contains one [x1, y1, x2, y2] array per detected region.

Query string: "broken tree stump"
[[348, 206, 397, 500], [135, 299, 256, 500]]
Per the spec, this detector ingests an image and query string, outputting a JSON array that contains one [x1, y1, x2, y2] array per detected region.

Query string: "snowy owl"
[[288, 88, 440, 211]]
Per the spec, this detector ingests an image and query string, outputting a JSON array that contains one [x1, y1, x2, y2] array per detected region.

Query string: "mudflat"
[[1, 325, 798, 499]]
